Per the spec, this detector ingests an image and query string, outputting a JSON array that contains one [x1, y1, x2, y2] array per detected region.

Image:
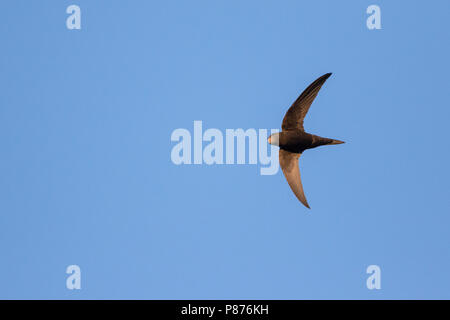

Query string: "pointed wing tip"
[[324, 72, 332, 79], [297, 194, 311, 209], [302, 201, 311, 209]]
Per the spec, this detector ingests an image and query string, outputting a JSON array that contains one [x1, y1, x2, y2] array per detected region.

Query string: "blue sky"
[[1, 0, 449, 299]]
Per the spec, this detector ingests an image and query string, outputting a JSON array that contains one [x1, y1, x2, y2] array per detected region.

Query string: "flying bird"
[[268, 73, 344, 208]]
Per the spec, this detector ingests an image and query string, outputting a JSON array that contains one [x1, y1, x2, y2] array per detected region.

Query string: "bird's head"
[[267, 132, 280, 146]]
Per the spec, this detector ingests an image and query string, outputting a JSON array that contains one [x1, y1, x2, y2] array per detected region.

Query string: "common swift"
[[268, 73, 344, 208]]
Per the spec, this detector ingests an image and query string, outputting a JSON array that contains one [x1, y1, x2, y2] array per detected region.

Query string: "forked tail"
[[328, 139, 345, 145]]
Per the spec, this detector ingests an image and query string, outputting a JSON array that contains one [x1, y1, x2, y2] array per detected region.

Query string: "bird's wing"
[[279, 149, 310, 208], [281, 73, 332, 131]]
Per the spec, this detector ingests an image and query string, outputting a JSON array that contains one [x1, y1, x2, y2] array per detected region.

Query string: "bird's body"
[[268, 73, 344, 208], [270, 130, 342, 154]]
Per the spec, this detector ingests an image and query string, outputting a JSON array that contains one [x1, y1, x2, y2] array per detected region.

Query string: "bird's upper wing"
[[279, 149, 310, 208], [281, 73, 332, 131]]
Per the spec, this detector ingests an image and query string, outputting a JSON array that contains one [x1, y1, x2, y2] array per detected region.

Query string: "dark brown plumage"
[[268, 73, 344, 208]]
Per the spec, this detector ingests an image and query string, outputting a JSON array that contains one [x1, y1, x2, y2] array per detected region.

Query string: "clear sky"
[[1, 0, 449, 299]]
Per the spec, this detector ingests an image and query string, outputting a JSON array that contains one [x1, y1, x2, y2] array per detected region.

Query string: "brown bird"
[[268, 73, 344, 208]]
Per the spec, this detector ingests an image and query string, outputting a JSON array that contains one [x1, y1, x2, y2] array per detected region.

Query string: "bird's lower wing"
[[279, 149, 310, 208]]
